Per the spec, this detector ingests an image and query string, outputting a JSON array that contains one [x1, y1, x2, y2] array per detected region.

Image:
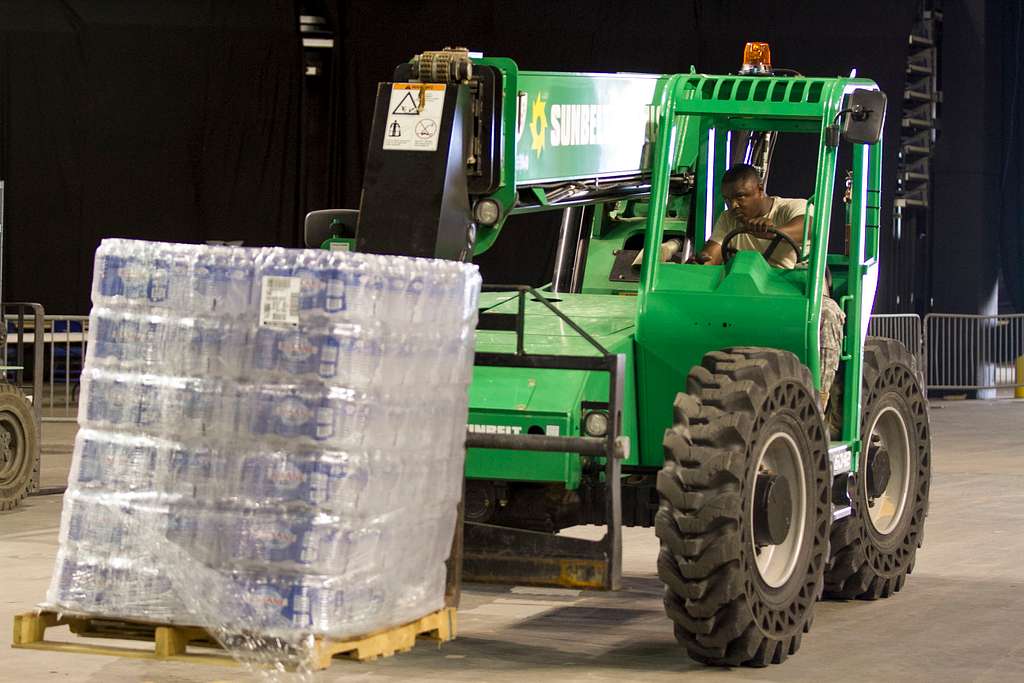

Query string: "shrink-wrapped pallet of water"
[[45, 239, 479, 658]]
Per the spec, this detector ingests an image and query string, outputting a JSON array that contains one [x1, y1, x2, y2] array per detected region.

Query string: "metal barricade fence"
[[3, 312, 88, 423], [42, 315, 89, 421], [867, 313, 924, 372], [924, 313, 1024, 391]]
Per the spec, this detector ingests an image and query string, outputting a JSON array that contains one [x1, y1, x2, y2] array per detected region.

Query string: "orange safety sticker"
[[392, 83, 446, 91]]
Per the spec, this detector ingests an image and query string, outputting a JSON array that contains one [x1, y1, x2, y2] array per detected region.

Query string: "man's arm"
[[697, 240, 723, 265], [699, 211, 735, 265], [698, 212, 804, 265], [746, 213, 805, 242]]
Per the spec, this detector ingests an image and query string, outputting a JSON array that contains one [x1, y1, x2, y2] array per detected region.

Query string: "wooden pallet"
[[12, 607, 457, 670]]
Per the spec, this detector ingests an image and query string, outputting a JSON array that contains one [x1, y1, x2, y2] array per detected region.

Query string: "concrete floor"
[[2, 398, 1023, 682]]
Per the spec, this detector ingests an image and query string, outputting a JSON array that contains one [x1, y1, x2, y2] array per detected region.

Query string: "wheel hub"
[[864, 405, 912, 536], [750, 431, 807, 589], [0, 428, 12, 469], [0, 415, 24, 487], [753, 473, 792, 546], [866, 439, 892, 499]]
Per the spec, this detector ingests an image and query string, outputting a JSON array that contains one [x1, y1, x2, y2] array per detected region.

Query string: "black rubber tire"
[[0, 382, 39, 511], [824, 337, 930, 599], [655, 348, 831, 666]]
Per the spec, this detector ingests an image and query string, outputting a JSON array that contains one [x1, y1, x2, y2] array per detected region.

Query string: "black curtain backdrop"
[[999, 0, 1024, 311], [930, 0, 1024, 316], [0, 1, 917, 314], [0, 1, 302, 314], [326, 0, 915, 297]]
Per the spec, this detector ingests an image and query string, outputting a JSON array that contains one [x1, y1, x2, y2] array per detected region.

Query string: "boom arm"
[[351, 49, 691, 259]]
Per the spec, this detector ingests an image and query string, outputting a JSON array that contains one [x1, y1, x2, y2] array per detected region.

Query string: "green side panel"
[[474, 291, 636, 354], [634, 254, 808, 468], [466, 367, 584, 488]]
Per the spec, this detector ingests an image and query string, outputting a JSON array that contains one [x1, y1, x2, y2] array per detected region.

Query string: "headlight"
[[473, 198, 501, 226], [583, 410, 609, 437]]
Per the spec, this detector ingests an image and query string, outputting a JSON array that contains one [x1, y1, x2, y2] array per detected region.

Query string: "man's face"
[[722, 177, 767, 221]]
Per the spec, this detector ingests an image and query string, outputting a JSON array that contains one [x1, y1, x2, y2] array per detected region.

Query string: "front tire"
[[825, 337, 930, 599], [656, 348, 831, 666]]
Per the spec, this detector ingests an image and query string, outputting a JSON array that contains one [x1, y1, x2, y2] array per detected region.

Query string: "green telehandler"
[[306, 44, 931, 666]]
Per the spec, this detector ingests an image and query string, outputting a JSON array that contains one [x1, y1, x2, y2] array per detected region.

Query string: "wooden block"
[[13, 613, 43, 645], [155, 626, 188, 658]]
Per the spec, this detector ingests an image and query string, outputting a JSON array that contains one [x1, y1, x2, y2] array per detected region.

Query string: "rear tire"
[[656, 348, 831, 666], [0, 383, 39, 511], [824, 337, 930, 599]]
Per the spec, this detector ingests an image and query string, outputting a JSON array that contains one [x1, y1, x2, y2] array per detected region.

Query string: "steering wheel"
[[720, 225, 803, 265]]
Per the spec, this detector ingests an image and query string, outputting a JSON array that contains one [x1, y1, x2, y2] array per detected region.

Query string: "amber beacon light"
[[740, 42, 773, 74]]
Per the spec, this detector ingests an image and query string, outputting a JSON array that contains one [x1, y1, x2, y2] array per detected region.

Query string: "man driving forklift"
[[636, 162, 845, 411], [698, 163, 845, 412], [698, 163, 807, 268]]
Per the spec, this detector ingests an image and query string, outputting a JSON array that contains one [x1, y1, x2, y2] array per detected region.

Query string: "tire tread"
[[657, 347, 830, 666]]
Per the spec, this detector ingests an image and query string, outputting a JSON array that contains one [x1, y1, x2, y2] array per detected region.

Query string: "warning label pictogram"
[[382, 83, 446, 152], [392, 91, 420, 115], [415, 119, 437, 139]]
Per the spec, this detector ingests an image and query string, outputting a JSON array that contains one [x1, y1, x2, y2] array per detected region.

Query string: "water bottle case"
[[52, 239, 481, 639]]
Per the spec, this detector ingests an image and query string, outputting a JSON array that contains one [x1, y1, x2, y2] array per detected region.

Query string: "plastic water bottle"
[[163, 442, 225, 500], [229, 448, 371, 515], [70, 429, 162, 492], [219, 570, 385, 636], [190, 245, 257, 318], [250, 324, 378, 385], [203, 507, 379, 574], [91, 240, 183, 311], [175, 317, 250, 379]]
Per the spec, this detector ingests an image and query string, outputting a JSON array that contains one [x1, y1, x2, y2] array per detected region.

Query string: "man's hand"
[[737, 212, 808, 262], [697, 240, 722, 265], [730, 208, 775, 239], [744, 216, 776, 240]]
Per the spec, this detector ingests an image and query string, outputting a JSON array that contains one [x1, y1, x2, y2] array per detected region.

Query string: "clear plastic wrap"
[[47, 239, 480, 678]]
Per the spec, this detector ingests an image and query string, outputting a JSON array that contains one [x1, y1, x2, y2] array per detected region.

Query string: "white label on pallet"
[[259, 276, 301, 328], [382, 83, 446, 152]]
